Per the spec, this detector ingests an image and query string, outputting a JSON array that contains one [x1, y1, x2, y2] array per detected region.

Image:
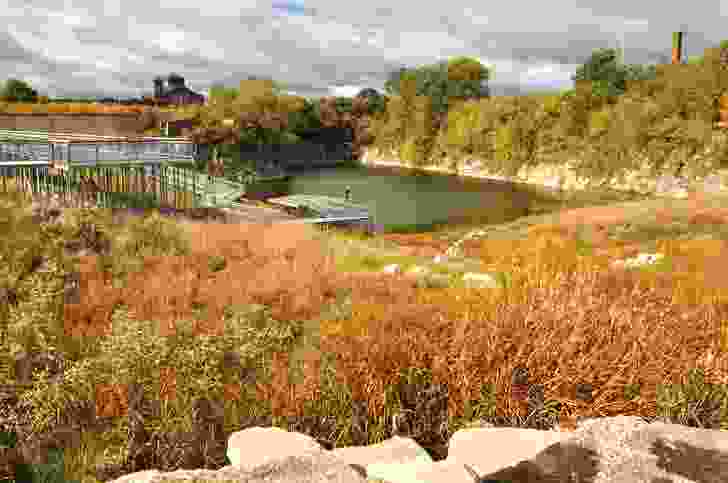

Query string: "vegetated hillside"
[[363, 50, 728, 184], [2, 126, 728, 481]]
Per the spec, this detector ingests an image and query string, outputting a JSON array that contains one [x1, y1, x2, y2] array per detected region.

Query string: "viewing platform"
[[266, 194, 371, 225]]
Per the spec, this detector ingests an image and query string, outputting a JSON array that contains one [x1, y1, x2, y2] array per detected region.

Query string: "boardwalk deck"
[[266, 194, 371, 224]]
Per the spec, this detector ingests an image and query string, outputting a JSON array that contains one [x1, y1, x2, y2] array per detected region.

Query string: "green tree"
[[446, 56, 491, 83], [240, 75, 289, 96], [334, 96, 354, 114], [383, 57, 490, 115], [384, 66, 413, 97], [285, 97, 324, 134], [231, 78, 305, 145], [0, 78, 38, 102], [684, 40, 728, 66], [355, 87, 386, 115], [571, 47, 658, 98], [207, 83, 240, 104]]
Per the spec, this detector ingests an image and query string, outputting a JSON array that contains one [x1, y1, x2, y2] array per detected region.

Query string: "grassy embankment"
[[0, 173, 727, 482]]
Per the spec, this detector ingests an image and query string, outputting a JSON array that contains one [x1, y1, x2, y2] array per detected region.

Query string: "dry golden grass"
[[55, 207, 728, 428], [64, 222, 344, 338], [379, 233, 451, 257], [5, 181, 728, 483], [308, 224, 728, 426]]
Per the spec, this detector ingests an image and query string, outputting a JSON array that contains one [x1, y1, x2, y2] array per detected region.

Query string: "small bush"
[[208, 255, 227, 272]]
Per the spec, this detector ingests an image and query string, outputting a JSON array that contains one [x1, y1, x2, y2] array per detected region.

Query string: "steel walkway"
[[267, 194, 371, 225], [154, 165, 248, 208], [0, 128, 249, 209], [0, 129, 198, 164], [0, 130, 369, 224]]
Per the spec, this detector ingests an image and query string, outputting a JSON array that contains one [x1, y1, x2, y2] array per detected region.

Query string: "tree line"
[[4, 38, 728, 129]]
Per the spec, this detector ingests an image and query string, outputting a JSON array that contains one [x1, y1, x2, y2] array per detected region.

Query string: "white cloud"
[[20, 75, 48, 89], [12, 63, 37, 74], [39, 7, 97, 28], [95, 60, 116, 70], [126, 53, 145, 64], [521, 63, 580, 86], [331, 85, 365, 98], [462, 7, 490, 27], [154, 30, 188, 54], [71, 71, 99, 78], [3, 0, 725, 100]]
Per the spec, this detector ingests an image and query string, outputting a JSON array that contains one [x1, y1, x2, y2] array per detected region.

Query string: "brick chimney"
[[672, 32, 684, 64], [153, 77, 165, 98]]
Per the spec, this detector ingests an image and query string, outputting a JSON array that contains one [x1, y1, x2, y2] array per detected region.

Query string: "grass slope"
[[0, 182, 727, 482]]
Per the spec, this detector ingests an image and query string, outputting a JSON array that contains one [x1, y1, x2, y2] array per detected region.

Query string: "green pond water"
[[244, 162, 638, 234]]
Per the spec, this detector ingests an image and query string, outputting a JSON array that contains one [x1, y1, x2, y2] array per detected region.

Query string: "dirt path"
[[104, 183, 728, 282], [371, 187, 728, 270]]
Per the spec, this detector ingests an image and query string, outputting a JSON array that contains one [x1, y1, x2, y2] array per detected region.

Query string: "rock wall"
[[360, 146, 728, 199], [105, 418, 728, 483]]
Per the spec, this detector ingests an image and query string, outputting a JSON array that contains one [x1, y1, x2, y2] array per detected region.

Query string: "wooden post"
[[672, 32, 683, 64]]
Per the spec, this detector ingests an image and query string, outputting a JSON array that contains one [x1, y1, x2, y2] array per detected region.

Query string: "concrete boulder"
[[382, 263, 402, 275], [460, 272, 500, 289], [108, 416, 728, 483], [610, 252, 665, 270], [405, 265, 429, 276]]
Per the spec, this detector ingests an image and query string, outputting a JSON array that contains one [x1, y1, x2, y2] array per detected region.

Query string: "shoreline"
[[356, 153, 728, 201]]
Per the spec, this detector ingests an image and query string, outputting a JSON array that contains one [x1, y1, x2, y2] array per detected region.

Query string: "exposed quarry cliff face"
[[359, 146, 728, 199]]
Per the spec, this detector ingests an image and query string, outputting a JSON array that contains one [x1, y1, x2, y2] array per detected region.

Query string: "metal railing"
[[0, 162, 209, 210], [0, 129, 198, 166]]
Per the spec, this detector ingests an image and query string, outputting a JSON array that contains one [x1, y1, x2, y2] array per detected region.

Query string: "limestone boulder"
[[382, 263, 402, 274], [460, 272, 500, 289], [108, 417, 728, 483], [610, 252, 665, 270]]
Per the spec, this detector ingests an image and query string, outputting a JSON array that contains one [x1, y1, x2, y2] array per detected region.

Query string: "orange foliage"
[[8, 104, 34, 113], [57, 215, 728, 428], [46, 104, 69, 114], [0, 102, 149, 115]]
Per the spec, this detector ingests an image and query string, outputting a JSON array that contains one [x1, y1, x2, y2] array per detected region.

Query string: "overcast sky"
[[2, 0, 726, 101]]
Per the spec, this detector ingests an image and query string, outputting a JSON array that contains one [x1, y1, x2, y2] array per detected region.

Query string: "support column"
[[672, 31, 684, 65]]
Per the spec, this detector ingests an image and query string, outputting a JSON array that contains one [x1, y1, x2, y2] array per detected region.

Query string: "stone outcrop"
[[390, 251, 668, 292], [106, 416, 728, 483], [359, 146, 728, 201]]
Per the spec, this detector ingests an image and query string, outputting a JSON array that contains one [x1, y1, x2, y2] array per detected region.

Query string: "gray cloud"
[[71, 26, 121, 45], [0, 32, 37, 62], [2, 0, 725, 101]]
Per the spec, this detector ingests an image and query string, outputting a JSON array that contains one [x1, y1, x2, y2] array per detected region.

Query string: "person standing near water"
[[344, 186, 351, 201]]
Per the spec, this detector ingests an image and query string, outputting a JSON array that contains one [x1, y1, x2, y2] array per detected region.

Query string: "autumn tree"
[[0, 78, 39, 102], [188, 78, 307, 175], [382, 57, 490, 133], [384, 57, 490, 111], [208, 84, 240, 104], [571, 47, 658, 98], [355, 87, 387, 116]]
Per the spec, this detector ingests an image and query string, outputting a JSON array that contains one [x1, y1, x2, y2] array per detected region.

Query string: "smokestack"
[[672, 32, 684, 64], [153, 77, 165, 98]]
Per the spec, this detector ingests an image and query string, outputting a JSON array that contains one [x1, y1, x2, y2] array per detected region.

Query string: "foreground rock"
[[107, 416, 728, 483]]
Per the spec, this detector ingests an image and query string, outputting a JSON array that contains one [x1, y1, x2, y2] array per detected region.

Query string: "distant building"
[[153, 74, 205, 106]]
